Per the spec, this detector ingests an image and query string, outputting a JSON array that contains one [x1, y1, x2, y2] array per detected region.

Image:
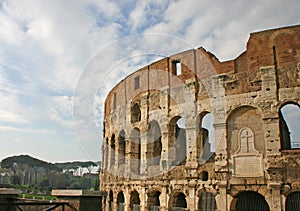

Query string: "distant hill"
[[1, 154, 59, 171], [0, 155, 98, 171]]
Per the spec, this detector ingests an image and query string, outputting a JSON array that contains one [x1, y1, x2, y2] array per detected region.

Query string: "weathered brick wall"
[[101, 25, 300, 211]]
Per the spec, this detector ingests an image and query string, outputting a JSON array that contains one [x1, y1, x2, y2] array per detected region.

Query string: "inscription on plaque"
[[232, 127, 263, 177], [233, 155, 263, 177]]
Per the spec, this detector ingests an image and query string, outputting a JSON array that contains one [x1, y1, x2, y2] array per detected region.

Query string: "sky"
[[0, 0, 300, 163]]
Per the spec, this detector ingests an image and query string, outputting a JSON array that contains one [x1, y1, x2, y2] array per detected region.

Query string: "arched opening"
[[118, 130, 126, 166], [201, 171, 209, 181], [104, 137, 109, 170], [130, 128, 141, 175], [110, 134, 116, 168], [169, 116, 187, 166], [234, 191, 269, 211], [227, 106, 265, 156], [169, 192, 187, 210], [197, 112, 215, 163], [147, 121, 162, 166], [117, 191, 125, 211], [131, 102, 141, 124], [199, 192, 216, 211], [279, 103, 300, 150], [286, 191, 300, 211], [109, 190, 114, 211], [147, 191, 161, 210], [130, 190, 140, 211]]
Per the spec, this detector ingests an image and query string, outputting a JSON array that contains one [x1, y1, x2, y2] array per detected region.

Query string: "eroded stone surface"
[[100, 25, 300, 211]]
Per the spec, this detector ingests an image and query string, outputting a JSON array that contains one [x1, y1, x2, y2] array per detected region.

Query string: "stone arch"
[[197, 111, 215, 162], [131, 101, 141, 124], [110, 134, 116, 167], [103, 137, 109, 170], [117, 191, 125, 210], [147, 120, 162, 166], [230, 191, 270, 211], [147, 190, 161, 210], [130, 190, 140, 210], [130, 127, 141, 175], [169, 116, 187, 166], [279, 102, 300, 150], [109, 190, 114, 211], [200, 170, 209, 181], [168, 192, 187, 210], [198, 191, 217, 211], [118, 130, 126, 166], [227, 106, 265, 155], [286, 191, 300, 211]]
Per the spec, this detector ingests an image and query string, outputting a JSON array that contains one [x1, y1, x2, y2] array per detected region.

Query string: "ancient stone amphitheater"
[[100, 25, 300, 211]]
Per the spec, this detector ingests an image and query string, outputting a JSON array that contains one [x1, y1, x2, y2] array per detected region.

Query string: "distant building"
[[100, 25, 300, 211]]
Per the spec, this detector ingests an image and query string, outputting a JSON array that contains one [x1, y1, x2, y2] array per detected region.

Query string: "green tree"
[[10, 175, 21, 185], [81, 178, 91, 190], [39, 178, 49, 187]]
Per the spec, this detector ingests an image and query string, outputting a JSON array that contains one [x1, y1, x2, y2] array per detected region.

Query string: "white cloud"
[[49, 95, 74, 128], [0, 0, 300, 161], [0, 125, 55, 134], [0, 110, 27, 123]]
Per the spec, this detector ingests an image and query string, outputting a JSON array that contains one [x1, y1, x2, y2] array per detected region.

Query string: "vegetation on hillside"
[[0, 155, 100, 194]]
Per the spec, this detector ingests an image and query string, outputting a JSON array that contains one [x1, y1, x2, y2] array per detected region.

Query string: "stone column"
[[160, 131, 171, 171], [160, 185, 168, 211], [140, 129, 148, 174], [124, 186, 130, 211], [187, 183, 196, 211], [185, 126, 198, 168], [216, 181, 228, 211], [124, 139, 130, 178], [269, 183, 282, 211], [140, 188, 147, 211]]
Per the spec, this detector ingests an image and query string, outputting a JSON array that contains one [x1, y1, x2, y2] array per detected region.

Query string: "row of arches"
[[103, 103, 300, 173], [103, 112, 214, 172], [106, 190, 300, 211], [106, 189, 216, 211]]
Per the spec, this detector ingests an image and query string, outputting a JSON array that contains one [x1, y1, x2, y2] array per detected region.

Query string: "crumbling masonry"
[[100, 25, 300, 211]]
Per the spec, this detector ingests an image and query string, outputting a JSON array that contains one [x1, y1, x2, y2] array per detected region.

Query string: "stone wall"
[[101, 25, 300, 211]]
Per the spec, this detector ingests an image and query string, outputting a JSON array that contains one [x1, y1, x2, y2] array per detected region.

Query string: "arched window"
[[109, 190, 113, 211], [103, 137, 109, 170], [199, 192, 216, 211], [279, 103, 300, 150], [131, 102, 141, 123], [147, 191, 161, 210], [201, 113, 215, 160], [175, 193, 187, 208], [147, 121, 162, 166], [110, 134, 115, 167], [117, 191, 125, 210], [201, 171, 209, 181], [286, 192, 300, 211], [169, 116, 187, 166], [118, 130, 126, 166], [130, 190, 140, 210]]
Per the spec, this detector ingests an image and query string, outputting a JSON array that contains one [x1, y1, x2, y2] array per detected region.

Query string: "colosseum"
[[100, 25, 300, 211]]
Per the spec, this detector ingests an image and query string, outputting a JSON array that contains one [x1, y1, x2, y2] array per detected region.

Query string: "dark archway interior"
[[286, 192, 300, 211], [235, 191, 269, 211]]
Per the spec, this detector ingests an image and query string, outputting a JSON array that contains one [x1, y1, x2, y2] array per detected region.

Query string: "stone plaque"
[[233, 154, 263, 177]]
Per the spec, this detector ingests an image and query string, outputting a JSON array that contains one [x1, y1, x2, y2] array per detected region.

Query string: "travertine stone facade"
[[100, 25, 300, 211]]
